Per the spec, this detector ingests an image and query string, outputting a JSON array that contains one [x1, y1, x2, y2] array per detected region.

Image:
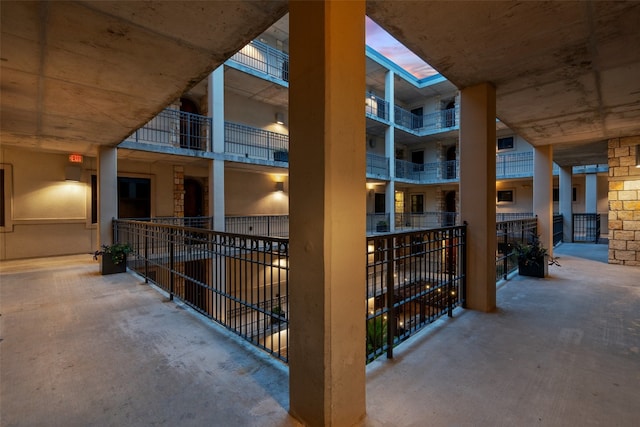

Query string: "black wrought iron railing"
[[495, 217, 538, 280], [553, 214, 563, 245], [113, 220, 468, 365], [114, 219, 290, 362], [366, 226, 467, 362], [573, 213, 601, 243]]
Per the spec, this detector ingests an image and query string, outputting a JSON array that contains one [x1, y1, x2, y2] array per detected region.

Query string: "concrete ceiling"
[[2, 1, 639, 168], [1, 0, 287, 155], [367, 1, 640, 166]]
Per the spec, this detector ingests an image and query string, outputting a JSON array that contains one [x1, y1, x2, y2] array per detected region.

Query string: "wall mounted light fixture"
[[65, 165, 82, 182], [275, 112, 284, 125]]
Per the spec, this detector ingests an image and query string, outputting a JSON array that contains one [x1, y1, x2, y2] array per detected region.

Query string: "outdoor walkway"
[[1, 244, 639, 426]]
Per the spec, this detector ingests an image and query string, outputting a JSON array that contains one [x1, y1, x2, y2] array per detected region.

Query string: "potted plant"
[[93, 242, 132, 275], [514, 233, 548, 278]]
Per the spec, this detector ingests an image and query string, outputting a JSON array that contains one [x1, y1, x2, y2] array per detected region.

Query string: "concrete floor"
[[1, 244, 639, 426]]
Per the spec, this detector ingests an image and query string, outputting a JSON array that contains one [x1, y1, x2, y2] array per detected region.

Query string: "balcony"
[[394, 106, 459, 135], [365, 92, 389, 122], [224, 122, 289, 163], [366, 152, 390, 179], [395, 158, 458, 183], [227, 39, 289, 84]]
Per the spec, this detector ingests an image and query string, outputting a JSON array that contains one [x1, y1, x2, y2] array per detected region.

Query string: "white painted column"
[[534, 145, 554, 258], [385, 70, 395, 231], [559, 166, 573, 242], [97, 146, 118, 247], [585, 173, 598, 213], [208, 66, 225, 232], [289, 1, 366, 425], [459, 82, 496, 312]]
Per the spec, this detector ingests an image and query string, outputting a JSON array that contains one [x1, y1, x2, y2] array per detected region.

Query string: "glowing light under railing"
[[272, 258, 288, 268]]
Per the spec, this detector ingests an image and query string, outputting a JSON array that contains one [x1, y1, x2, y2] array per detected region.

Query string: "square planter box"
[[518, 256, 548, 278], [101, 256, 127, 275]]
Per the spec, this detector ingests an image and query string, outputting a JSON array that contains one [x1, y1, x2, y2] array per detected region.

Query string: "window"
[[91, 175, 97, 224], [497, 189, 515, 203], [410, 194, 424, 213], [553, 187, 577, 202], [497, 136, 515, 151], [374, 193, 386, 213]]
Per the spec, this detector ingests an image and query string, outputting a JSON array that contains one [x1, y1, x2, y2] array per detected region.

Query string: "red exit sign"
[[69, 154, 83, 163]]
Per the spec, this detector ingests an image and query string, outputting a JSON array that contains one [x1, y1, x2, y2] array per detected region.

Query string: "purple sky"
[[365, 17, 438, 79]]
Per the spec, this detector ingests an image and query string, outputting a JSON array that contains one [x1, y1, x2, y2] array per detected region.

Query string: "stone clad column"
[[534, 145, 554, 258], [559, 166, 573, 242], [459, 83, 496, 312], [208, 66, 225, 232], [97, 146, 118, 247], [288, 1, 366, 425]]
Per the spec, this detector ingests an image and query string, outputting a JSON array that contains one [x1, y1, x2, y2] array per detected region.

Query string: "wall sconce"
[[274, 181, 284, 192], [65, 165, 82, 182], [275, 112, 284, 125], [636, 145, 640, 168]]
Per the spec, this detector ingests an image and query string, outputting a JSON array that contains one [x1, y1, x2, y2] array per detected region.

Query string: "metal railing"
[[395, 212, 459, 230], [393, 106, 459, 133], [225, 215, 289, 237], [395, 159, 459, 183], [228, 39, 289, 82], [573, 213, 601, 243], [495, 217, 538, 280], [225, 122, 289, 162], [366, 152, 390, 178], [125, 108, 211, 151], [553, 214, 563, 245], [496, 151, 533, 178], [496, 212, 535, 222], [114, 219, 290, 362], [365, 93, 389, 121], [367, 213, 391, 234], [366, 225, 467, 362]]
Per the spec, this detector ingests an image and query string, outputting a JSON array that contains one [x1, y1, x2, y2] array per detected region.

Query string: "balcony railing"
[[228, 39, 289, 82], [366, 226, 467, 362], [114, 219, 290, 362], [573, 213, 601, 243], [125, 108, 211, 151], [366, 152, 390, 178], [365, 93, 389, 121], [495, 217, 538, 280], [496, 151, 534, 178], [553, 214, 564, 245], [395, 159, 459, 183], [113, 219, 467, 365], [367, 213, 391, 234], [225, 215, 289, 237], [225, 122, 289, 162], [395, 212, 459, 230], [394, 106, 459, 133]]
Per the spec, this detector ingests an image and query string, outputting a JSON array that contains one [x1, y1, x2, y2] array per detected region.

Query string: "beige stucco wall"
[[224, 169, 288, 216], [0, 147, 95, 260]]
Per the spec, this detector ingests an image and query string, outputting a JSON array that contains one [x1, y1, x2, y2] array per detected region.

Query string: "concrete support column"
[[385, 70, 396, 231], [208, 67, 225, 231], [289, 1, 366, 425], [559, 166, 573, 242], [459, 82, 496, 312], [534, 145, 554, 257], [585, 173, 598, 213], [97, 146, 118, 247]]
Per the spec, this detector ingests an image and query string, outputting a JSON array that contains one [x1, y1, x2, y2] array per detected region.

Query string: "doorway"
[[184, 178, 204, 218], [444, 146, 457, 179], [444, 190, 456, 226], [180, 98, 200, 149]]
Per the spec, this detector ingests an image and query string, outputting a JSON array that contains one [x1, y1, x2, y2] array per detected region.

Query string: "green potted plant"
[[376, 221, 388, 232], [514, 233, 548, 278], [93, 242, 132, 275]]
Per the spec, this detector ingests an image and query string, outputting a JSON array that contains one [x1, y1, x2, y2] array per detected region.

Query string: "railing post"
[[385, 235, 396, 359], [144, 225, 149, 283], [502, 224, 508, 280], [169, 227, 175, 301], [461, 223, 468, 309], [447, 228, 454, 317]]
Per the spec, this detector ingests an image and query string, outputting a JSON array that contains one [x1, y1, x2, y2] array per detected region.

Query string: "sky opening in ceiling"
[[365, 16, 439, 79]]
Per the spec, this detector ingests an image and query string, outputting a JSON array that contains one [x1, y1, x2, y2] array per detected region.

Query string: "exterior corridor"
[[1, 243, 638, 426]]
